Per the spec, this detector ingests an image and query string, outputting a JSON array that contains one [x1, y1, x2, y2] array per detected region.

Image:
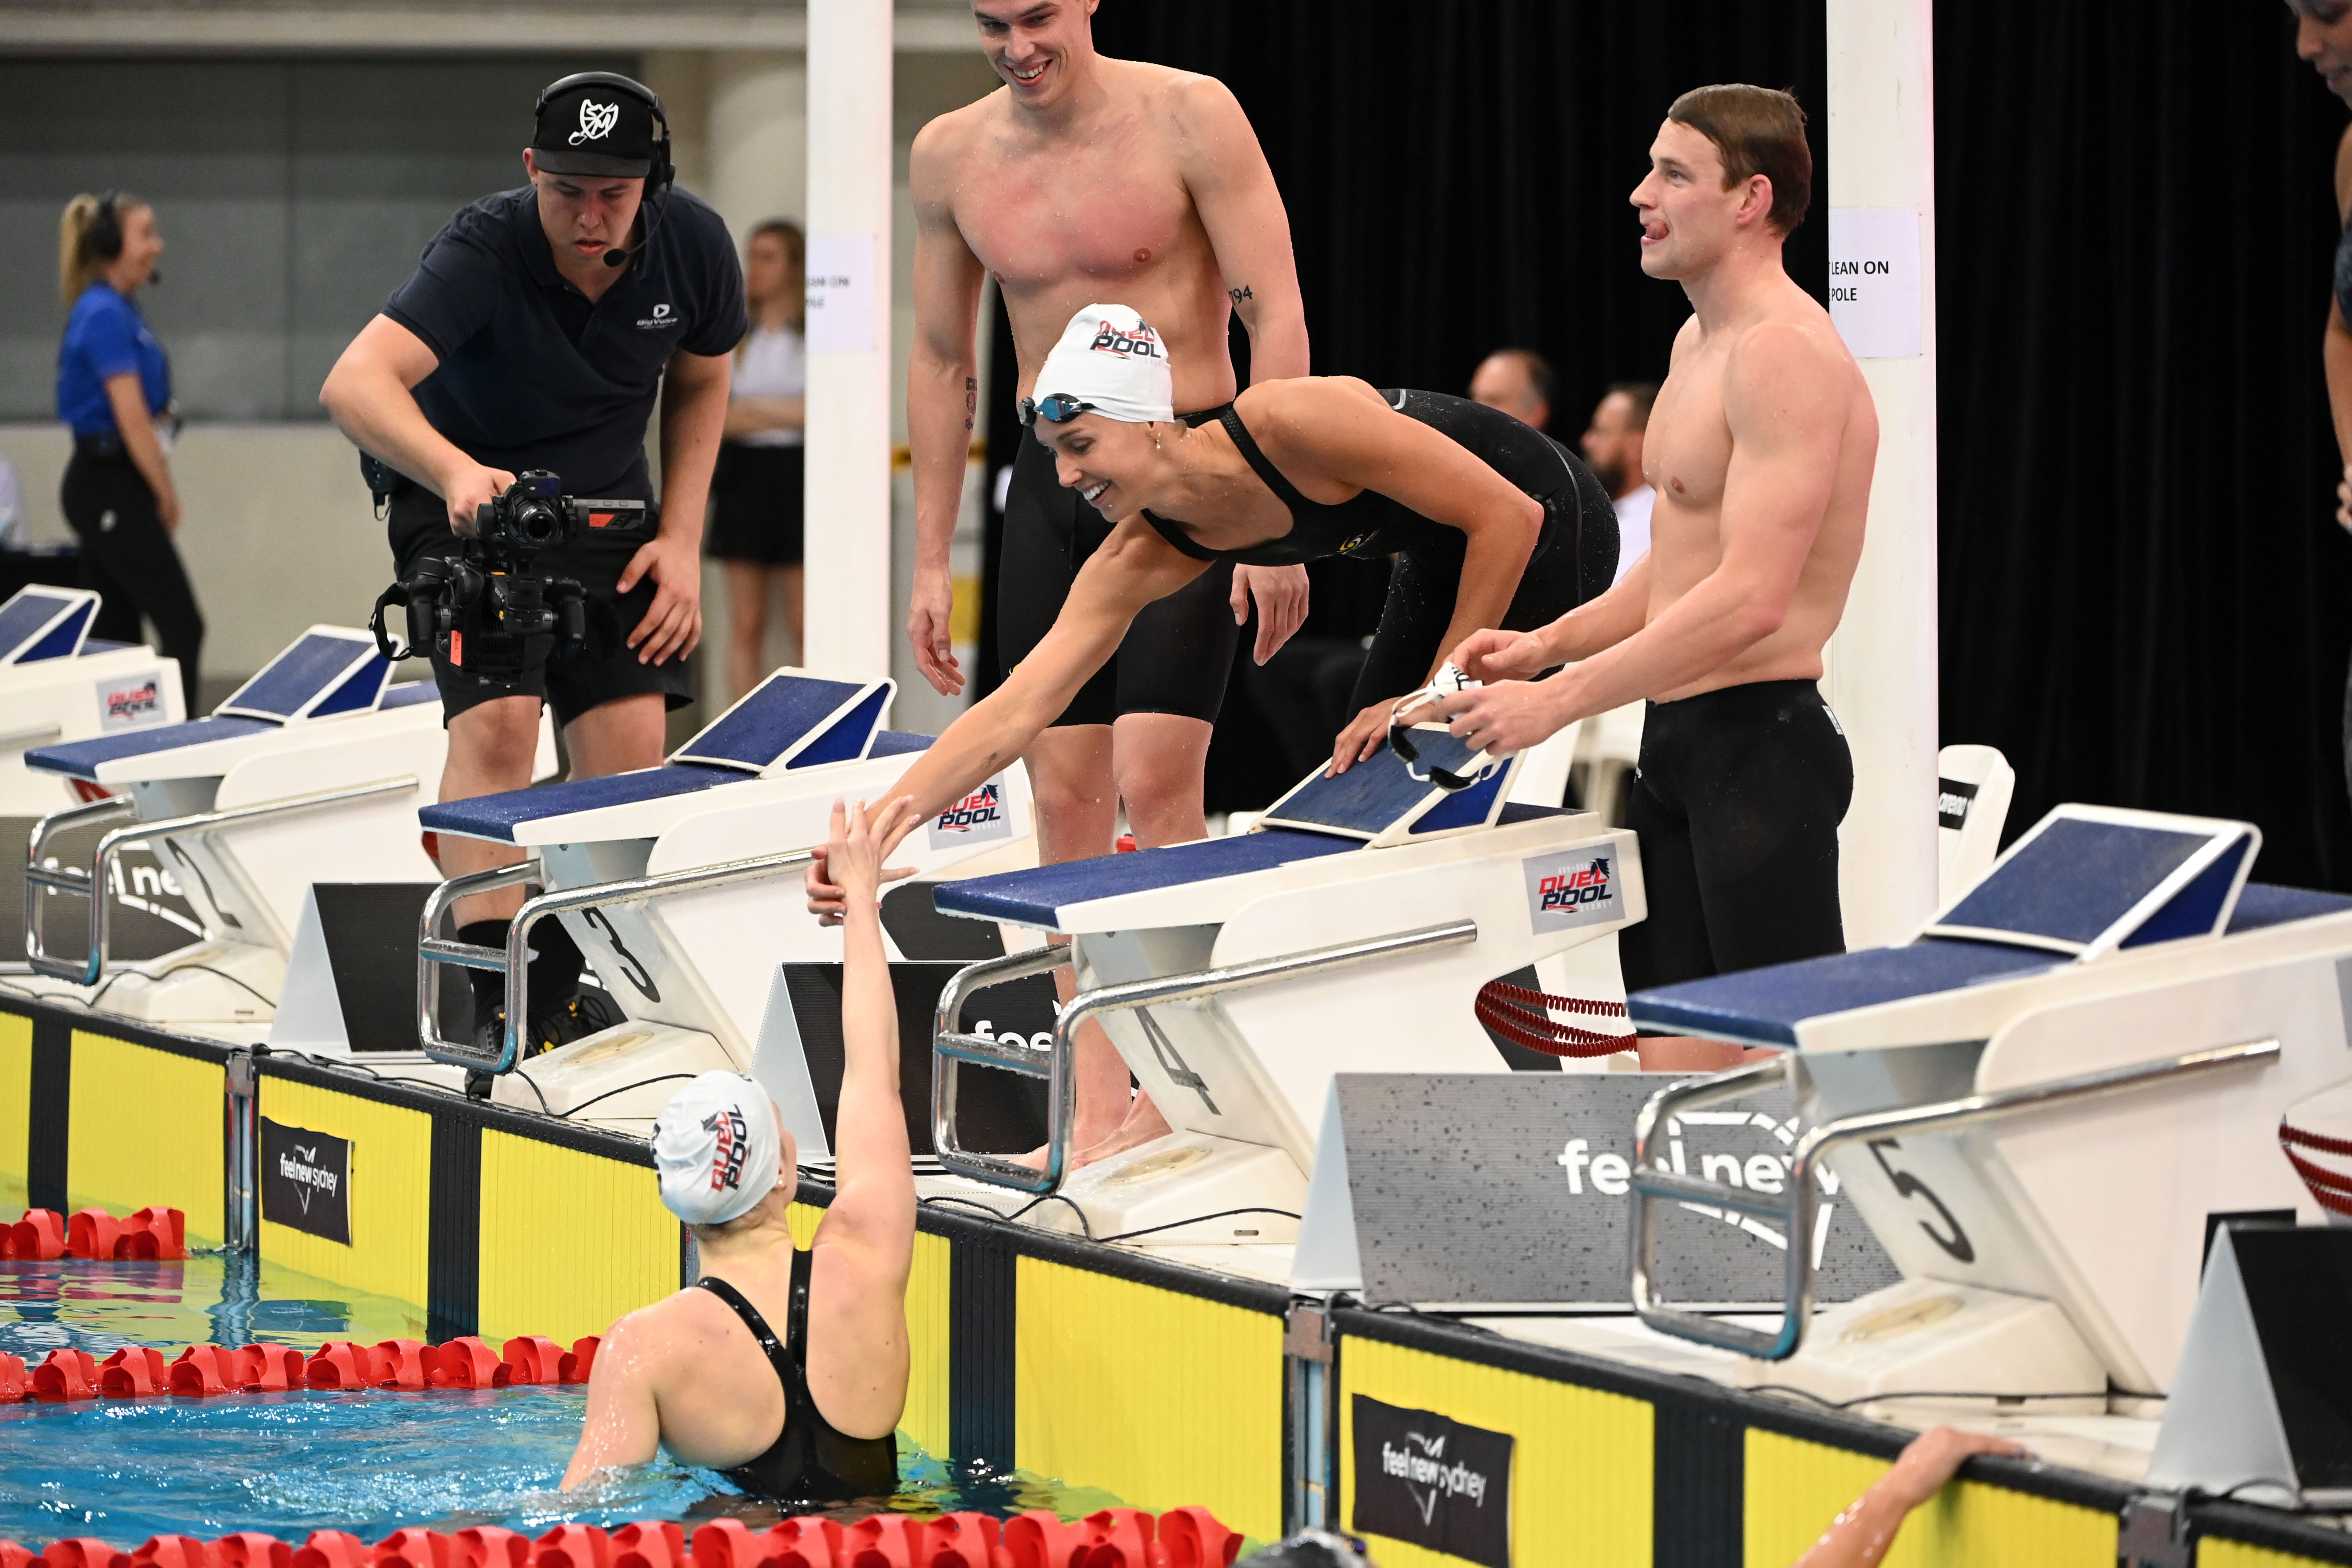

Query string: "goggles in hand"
[[1018, 392, 1098, 427], [1386, 664, 1505, 792]]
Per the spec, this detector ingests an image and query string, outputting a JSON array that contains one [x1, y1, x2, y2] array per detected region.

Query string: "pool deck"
[[5, 995, 2351, 1565]]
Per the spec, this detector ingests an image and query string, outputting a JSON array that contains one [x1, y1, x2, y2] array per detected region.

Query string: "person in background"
[[710, 218, 808, 703], [54, 192, 202, 711], [2292, 0, 2352, 803], [1467, 347, 1555, 431], [1580, 381, 1658, 585]]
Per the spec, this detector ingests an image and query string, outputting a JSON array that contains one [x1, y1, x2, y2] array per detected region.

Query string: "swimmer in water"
[[563, 797, 918, 1503]]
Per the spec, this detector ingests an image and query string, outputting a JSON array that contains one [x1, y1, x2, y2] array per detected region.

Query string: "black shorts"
[[1351, 435, 1618, 710], [1617, 678, 1853, 994], [706, 441, 804, 565], [387, 486, 695, 730], [997, 425, 1238, 728]]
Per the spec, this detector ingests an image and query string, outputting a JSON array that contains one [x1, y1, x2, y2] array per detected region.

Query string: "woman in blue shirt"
[[55, 191, 202, 710]]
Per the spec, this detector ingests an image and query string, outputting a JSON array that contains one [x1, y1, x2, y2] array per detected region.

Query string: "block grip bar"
[[1627, 1036, 2282, 1361], [24, 776, 418, 986], [932, 918, 1481, 1197], [418, 848, 817, 1073]]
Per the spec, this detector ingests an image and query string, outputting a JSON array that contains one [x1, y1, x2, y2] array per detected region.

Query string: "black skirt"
[[706, 441, 805, 565]]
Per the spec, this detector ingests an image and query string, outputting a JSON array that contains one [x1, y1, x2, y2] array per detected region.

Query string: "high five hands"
[[806, 796, 922, 926]]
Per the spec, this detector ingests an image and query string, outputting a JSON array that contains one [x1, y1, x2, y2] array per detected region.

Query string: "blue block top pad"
[[0, 590, 84, 662], [934, 828, 1361, 927], [1938, 817, 2212, 947], [419, 763, 740, 842], [27, 716, 280, 780], [677, 675, 868, 770], [1266, 732, 1484, 836], [220, 633, 366, 719], [19, 600, 93, 664], [1628, 881, 2352, 1045], [384, 682, 441, 710]]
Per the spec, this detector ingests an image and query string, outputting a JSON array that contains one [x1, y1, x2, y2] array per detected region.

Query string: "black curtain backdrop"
[[1045, 2, 2352, 886], [1939, 5, 2352, 889]]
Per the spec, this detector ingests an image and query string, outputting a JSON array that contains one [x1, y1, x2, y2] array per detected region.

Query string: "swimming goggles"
[[1386, 665, 1506, 792], [1018, 392, 1098, 426]]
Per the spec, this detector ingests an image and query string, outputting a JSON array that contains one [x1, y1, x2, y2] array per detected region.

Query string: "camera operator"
[[322, 73, 745, 1056]]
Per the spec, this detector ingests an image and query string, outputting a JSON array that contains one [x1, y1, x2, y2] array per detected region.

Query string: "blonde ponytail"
[[58, 193, 101, 311]]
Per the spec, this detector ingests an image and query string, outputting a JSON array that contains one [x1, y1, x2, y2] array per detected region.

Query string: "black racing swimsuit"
[[696, 1251, 898, 1503], [1142, 389, 1619, 710]]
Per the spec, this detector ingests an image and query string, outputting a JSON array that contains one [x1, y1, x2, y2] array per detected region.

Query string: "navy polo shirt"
[[383, 185, 746, 553]]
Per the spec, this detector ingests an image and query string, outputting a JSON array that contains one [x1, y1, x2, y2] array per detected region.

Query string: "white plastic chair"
[[1937, 743, 2016, 903], [1573, 701, 1646, 825], [1506, 716, 1585, 810]]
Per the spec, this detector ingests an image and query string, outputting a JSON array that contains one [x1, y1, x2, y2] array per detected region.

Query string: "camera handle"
[[370, 581, 418, 662]]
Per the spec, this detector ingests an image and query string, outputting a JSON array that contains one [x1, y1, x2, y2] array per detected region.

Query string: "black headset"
[[534, 72, 674, 268], [83, 191, 124, 264]]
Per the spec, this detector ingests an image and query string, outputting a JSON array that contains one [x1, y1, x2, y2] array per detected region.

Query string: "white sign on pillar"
[[1828, 208, 1922, 360], [804, 234, 876, 355]]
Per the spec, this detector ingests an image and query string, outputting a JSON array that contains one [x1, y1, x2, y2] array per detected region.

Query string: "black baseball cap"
[[531, 78, 659, 178]]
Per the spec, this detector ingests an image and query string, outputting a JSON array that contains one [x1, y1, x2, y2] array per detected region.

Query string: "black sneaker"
[[474, 984, 626, 1063]]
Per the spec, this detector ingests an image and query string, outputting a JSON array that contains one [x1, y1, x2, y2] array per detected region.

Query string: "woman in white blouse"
[[709, 219, 807, 702]]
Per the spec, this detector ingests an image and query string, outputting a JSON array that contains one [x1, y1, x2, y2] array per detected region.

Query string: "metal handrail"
[[24, 775, 418, 985], [418, 847, 816, 1073], [934, 918, 1481, 1195], [1628, 1037, 2282, 1360]]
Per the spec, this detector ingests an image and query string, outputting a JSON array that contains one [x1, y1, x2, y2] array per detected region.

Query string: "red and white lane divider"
[[0, 1334, 599, 1402], [0, 1506, 1242, 1568]]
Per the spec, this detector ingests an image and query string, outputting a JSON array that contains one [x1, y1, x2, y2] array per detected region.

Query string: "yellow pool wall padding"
[[1015, 1258, 1284, 1544], [256, 1076, 432, 1308], [1337, 1334, 1652, 1568], [1742, 1429, 2117, 1567], [476, 1129, 678, 1346], [0, 1012, 29, 1211], [903, 1230, 951, 1462], [66, 1032, 222, 1244]]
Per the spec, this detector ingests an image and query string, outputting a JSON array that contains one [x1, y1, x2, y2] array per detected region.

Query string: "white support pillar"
[[803, 0, 894, 678], [1824, 0, 1940, 947]]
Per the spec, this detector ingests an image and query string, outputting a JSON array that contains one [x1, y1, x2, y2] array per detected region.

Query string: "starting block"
[[1625, 802, 2352, 1410], [0, 586, 184, 814], [928, 730, 1643, 1247], [17, 627, 542, 1040], [414, 669, 1036, 1130]]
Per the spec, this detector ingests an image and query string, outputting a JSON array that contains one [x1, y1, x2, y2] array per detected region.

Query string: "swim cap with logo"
[[653, 1071, 783, 1225], [1030, 304, 1175, 426]]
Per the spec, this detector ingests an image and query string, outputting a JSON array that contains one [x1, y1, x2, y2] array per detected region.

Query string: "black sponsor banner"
[[1937, 776, 1979, 832], [1351, 1394, 1513, 1568], [261, 1117, 351, 1244]]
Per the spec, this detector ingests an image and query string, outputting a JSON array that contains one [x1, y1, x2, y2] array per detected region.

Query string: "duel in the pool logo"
[[1089, 321, 1162, 360], [1524, 851, 1619, 932], [98, 674, 163, 730], [702, 1105, 750, 1194], [259, 1117, 351, 1245], [928, 775, 1014, 850], [1349, 1395, 1512, 1568]]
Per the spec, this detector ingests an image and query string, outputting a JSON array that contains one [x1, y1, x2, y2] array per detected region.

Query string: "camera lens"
[[513, 497, 562, 543]]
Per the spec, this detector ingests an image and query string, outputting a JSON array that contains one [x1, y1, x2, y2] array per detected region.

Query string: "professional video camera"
[[371, 471, 651, 684]]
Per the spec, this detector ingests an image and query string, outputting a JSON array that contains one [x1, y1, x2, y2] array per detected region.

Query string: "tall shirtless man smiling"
[[1439, 86, 1877, 1071], [907, 0, 1309, 1159]]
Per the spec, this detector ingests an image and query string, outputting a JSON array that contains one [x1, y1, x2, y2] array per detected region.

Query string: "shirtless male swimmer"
[[1436, 85, 1878, 1073], [908, 0, 1310, 1161], [564, 799, 917, 1503]]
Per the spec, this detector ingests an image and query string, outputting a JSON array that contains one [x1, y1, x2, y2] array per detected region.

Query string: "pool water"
[[0, 1254, 1122, 1545]]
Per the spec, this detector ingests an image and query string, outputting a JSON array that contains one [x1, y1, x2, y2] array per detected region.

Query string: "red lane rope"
[[1475, 980, 1637, 1059]]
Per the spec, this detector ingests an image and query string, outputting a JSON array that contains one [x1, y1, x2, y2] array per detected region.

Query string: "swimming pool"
[[0, 1252, 1122, 1546]]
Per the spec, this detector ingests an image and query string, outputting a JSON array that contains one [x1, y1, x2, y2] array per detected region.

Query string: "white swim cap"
[[1029, 304, 1174, 427], [653, 1072, 782, 1226]]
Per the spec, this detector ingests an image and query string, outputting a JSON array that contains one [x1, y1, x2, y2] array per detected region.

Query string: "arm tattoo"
[[1228, 284, 1254, 304], [964, 376, 977, 433]]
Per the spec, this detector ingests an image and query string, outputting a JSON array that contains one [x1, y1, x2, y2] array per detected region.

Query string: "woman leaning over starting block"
[[805, 302, 1619, 1157]]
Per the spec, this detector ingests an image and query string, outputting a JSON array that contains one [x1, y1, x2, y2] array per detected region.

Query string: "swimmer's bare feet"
[[1070, 1092, 1173, 1168], [1636, 1034, 1777, 1073]]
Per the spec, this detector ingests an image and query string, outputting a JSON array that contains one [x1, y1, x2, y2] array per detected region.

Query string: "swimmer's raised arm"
[[806, 524, 1206, 921], [1790, 1427, 2027, 1568], [800, 797, 920, 1443]]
